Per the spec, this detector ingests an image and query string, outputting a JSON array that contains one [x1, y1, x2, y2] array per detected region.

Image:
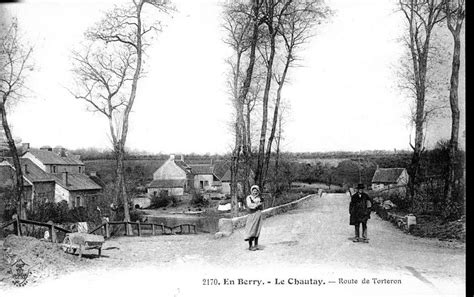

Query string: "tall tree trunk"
[[230, 127, 241, 217], [255, 30, 276, 189], [116, 1, 144, 233], [444, 22, 462, 202], [272, 112, 282, 207], [263, 55, 290, 183], [231, 0, 261, 211], [0, 101, 26, 219]]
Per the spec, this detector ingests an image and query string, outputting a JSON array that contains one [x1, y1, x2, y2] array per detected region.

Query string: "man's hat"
[[356, 183, 365, 189]]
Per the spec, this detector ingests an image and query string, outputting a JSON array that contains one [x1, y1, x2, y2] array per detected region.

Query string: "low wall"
[[374, 204, 416, 233], [215, 194, 314, 238]]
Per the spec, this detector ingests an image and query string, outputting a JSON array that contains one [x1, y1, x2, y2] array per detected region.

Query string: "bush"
[[26, 201, 101, 224], [129, 209, 143, 222], [150, 192, 177, 208], [190, 191, 209, 207]]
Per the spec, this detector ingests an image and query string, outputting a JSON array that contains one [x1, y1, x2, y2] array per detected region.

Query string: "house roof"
[[174, 160, 192, 174], [26, 148, 84, 166], [189, 164, 214, 175], [53, 173, 102, 191], [147, 179, 186, 188], [213, 161, 230, 180], [14, 158, 56, 183], [372, 168, 406, 184], [88, 175, 106, 188]]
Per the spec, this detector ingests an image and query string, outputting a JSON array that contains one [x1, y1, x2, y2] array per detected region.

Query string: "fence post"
[[105, 222, 110, 239], [138, 222, 141, 237], [16, 218, 21, 236], [50, 224, 57, 243], [152, 224, 156, 236]]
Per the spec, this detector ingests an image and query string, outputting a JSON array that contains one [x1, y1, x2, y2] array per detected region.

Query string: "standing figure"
[[349, 183, 373, 243], [244, 185, 263, 251]]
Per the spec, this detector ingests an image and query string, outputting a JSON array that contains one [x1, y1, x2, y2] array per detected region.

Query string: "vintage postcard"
[[0, 0, 466, 296]]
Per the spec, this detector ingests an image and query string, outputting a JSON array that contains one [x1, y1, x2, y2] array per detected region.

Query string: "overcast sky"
[[2, 0, 465, 154]]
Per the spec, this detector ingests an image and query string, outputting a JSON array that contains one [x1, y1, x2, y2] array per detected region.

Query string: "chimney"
[[21, 143, 30, 153], [60, 147, 67, 157], [62, 171, 69, 186]]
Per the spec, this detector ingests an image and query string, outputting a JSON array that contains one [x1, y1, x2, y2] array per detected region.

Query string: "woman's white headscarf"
[[250, 185, 260, 194]]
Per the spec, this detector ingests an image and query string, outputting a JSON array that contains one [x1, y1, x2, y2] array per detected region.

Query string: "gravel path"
[[2, 194, 465, 297]]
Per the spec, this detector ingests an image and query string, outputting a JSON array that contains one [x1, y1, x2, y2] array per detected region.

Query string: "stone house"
[[21, 144, 102, 208], [147, 179, 187, 197], [52, 171, 102, 208], [188, 164, 221, 191], [371, 168, 409, 191], [148, 155, 193, 196], [22, 145, 85, 174], [147, 155, 225, 197], [10, 158, 56, 206]]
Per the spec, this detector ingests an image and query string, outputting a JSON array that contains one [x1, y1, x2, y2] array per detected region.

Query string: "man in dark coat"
[[349, 183, 373, 243]]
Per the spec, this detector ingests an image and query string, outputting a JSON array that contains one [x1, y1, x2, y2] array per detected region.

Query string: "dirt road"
[[3, 194, 465, 297]]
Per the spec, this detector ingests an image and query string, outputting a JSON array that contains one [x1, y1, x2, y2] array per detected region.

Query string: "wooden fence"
[[0, 218, 196, 243]]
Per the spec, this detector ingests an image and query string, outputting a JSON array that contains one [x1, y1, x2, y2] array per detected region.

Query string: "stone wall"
[[374, 203, 416, 233], [214, 194, 314, 238]]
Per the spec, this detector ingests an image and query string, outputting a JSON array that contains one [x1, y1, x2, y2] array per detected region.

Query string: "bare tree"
[[223, 0, 262, 216], [0, 19, 33, 219], [443, 0, 464, 202], [262, 0, 328, 184], [71, 0, 172, 232], [398, 0, 445, 202], [253, 0, 293, 189]]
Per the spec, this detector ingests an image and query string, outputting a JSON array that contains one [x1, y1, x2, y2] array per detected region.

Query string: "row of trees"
[[222, 0, 330, 215], [398, 0, 464, 209]]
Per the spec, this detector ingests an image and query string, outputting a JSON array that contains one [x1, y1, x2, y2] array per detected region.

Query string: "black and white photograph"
[[0, 0, 465, 296]]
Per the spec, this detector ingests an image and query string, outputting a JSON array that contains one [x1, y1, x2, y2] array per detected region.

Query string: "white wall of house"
[[397, 170, 409, 186], [54, 184, 70, 204], [153, 159, 186, 180], [371, 183, 385, 191], [132, 197, 151, 209], [193, 174, 214, 191], [147, 187, 184, 197]]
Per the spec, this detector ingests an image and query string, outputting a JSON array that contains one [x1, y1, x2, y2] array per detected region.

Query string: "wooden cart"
[[62, 232, 105, 258]]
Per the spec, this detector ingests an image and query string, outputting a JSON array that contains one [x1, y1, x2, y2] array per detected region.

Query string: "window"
[[78, 166, 82, 173], [76, 196, 82, 207], [200, 181, 204, 189], [52, 166, 57, 173]]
